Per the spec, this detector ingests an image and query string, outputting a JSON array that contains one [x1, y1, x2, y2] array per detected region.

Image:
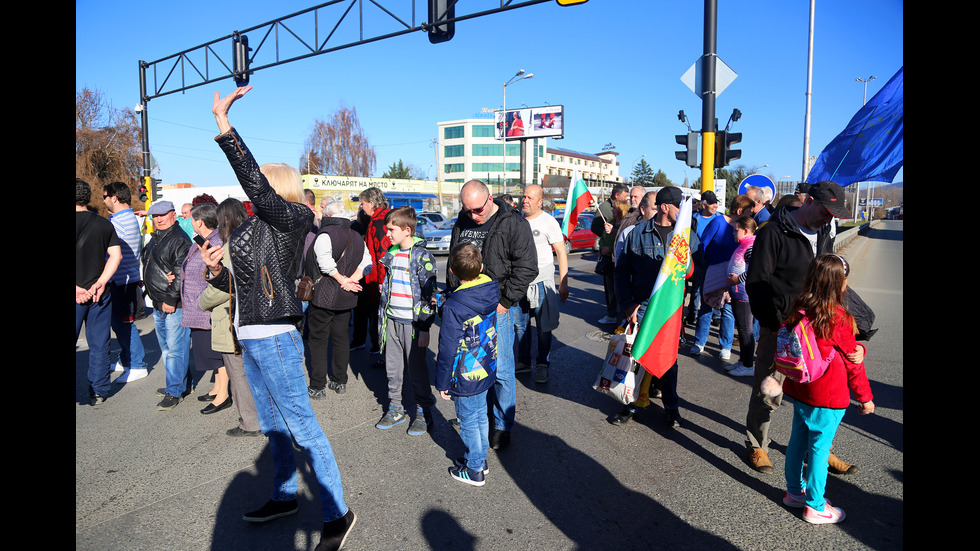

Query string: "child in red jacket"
[[778, 254, 874, 525]]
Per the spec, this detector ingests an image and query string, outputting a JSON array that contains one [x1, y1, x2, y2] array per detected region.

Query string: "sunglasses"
[[466, 194, 491, 215]]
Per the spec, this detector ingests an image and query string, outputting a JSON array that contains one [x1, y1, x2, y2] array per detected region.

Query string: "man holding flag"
[[610, 187, 700, 428]]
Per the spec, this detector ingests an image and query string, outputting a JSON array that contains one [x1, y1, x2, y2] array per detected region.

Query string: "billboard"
[[495, 105, 564, 140]]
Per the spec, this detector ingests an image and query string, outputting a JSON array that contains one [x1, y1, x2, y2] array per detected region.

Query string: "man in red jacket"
[[351, 187, 391, 356]]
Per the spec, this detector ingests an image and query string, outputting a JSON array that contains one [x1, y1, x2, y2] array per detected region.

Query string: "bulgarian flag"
[[561, 168, 594, 237], [631, 197, 694, 378]]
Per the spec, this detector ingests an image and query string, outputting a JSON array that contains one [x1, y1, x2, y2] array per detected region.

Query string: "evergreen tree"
[[630, 158, 655, 186]]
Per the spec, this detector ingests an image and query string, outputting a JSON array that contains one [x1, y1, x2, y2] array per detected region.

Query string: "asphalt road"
[[76, 220, 903, 550]]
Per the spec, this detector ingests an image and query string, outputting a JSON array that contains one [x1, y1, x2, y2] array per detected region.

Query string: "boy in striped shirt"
[[375, 207, 438, 435]]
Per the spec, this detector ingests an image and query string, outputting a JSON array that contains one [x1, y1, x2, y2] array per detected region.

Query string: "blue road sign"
[[738, 174, 775, 198]]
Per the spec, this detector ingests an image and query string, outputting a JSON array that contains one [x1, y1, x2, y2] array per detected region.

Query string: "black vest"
[[304, 218, 365, 311]]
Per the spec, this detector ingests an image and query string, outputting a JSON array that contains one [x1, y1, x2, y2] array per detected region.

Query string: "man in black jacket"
[[448, 180, 538, 451], [743, 181, 857, 475], [142, 200, 193, 410]]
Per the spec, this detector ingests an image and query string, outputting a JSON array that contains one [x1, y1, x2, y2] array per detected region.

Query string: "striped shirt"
[[109, 208, 143, 285], [385, 250, 414, 322]]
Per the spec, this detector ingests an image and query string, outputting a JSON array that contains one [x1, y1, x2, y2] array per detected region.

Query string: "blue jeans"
[[693, 300, 734, 351], [784, 402, 845, 510], [490, 306, 518, 432], [240, 330, 348, 522], [76, 293, 113, 396], [454, 390, 489, 471], [515, 282, 554, 366], [110, 283, 146, 369], [153, 308, 191, 397]]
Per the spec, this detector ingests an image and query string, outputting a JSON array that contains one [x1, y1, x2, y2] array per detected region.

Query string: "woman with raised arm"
[[201, 86, 356, 551]]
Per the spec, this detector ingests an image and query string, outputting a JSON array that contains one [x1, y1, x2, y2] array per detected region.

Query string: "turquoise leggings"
[[784, 401, 846, 510]]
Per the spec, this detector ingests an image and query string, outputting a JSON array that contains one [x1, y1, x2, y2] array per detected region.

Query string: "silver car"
[[424, 227, 453, 254], [416, 217, 440, 239]]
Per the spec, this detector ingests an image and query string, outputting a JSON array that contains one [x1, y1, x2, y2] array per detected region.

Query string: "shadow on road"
[[496, 424, 740, 550]]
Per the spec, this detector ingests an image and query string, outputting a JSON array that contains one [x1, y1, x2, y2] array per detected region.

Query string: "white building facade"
[[436, 118, 621, 196]]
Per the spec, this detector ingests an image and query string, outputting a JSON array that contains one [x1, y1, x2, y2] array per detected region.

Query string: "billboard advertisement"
[[495, 105, 564, 140]]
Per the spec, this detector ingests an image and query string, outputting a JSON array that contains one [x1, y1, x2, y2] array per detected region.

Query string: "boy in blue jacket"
[[436, 243, 499, 487]]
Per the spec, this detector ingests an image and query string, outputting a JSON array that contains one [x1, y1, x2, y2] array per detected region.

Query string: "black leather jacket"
[[141, 224, 191, 310], [446, 199, 538, 309], [206, 128, 313, 328]]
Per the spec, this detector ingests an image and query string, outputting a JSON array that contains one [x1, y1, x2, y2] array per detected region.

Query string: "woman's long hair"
[[784, 253, 855, 339], [217, 197, 249, 243]]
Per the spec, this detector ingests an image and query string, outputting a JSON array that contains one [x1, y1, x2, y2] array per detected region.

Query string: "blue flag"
[[807, 67, 903, 186]]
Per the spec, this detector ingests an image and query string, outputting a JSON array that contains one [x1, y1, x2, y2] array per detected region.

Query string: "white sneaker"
[[112, 361, 126, 372], [116, 368, 148, 383], [804, 503, 846, 524], [719, 349, 731, 360], [728, 364, 755, 377], [690, 344, 704, 355], [597, 315, 619, 325]]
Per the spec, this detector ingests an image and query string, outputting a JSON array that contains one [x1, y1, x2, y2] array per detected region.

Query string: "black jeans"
[[731, 299, 756, 367], [307, 305, 352, 388]]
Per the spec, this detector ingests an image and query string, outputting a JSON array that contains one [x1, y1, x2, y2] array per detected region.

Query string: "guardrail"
[[833, 219, 881, 252]]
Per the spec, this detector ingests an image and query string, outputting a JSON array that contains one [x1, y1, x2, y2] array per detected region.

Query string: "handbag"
[[296, 275, 315, 301], [594, 254, 614, 275], [592, 324, 643, 404], [296, 232, 355, 301]]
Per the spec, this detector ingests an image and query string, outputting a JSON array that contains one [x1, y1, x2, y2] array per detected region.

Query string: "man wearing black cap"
[[611, 187, 701, 428], [743, 180, 856, 474]]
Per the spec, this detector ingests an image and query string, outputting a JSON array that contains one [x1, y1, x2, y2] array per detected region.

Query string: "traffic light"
[[715, 131, 742, 167], [675, 132, 699, 168], [150, 177, 162, 203], [138, 183, 149, 203], [233, 33, 251, 86], [427, 0, 455, 44]]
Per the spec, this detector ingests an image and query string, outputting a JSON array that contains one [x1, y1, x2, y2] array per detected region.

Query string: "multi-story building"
[[436, 118, 621, 198]]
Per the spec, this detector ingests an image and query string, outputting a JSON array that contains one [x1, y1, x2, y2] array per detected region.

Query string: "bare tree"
[[76, 87, 144, 214], [300, 105, 376, 177]]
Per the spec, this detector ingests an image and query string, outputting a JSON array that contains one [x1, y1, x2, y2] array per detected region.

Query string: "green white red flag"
[[560, 169, 594, 237], [631, 197, 694, 378]]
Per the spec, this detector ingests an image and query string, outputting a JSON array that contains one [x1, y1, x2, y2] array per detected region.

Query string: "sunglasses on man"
[[466, 194, 491, 215]]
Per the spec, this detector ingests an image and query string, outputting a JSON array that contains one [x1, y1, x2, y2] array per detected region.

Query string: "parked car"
[[423, 227, 453, 254], [419, 212, 447, 226], [554, 213, 599, 254], [416, 217, 440, 238]]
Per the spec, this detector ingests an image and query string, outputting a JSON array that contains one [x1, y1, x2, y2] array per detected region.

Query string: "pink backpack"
[[773, 311, 836, 383]]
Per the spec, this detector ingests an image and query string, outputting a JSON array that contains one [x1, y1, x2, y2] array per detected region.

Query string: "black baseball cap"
[[808, 181, 849, 218], [700, 190, 718, 205], [656, 186, 683, 207]]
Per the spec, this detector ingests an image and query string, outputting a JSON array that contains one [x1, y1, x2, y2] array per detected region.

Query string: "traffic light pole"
[[700, 0, 717, 194], [138, 60, 153, 212]]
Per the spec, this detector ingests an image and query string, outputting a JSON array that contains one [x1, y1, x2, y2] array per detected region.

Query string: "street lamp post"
[[502, 69, 532, 193], [856, 75, 877, 221]]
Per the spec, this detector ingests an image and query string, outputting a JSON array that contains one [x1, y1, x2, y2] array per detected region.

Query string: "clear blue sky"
[[76, 0, 903, 191]]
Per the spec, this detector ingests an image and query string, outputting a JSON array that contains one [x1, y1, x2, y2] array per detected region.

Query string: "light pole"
[[501, 69, 533, 192], [856, 75, 877, 221]]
